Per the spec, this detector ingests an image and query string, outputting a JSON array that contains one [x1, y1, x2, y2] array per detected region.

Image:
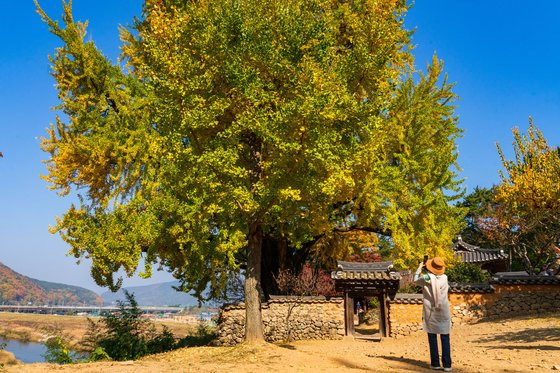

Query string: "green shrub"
[[87, 347, 111, 362], [85, 291, 151, 360], [176, 322, 216, 348], [43, 337, 73, 364], [83, 291, 193, 361], [146, 326, 176, 354], [446, 262, 490, 283]]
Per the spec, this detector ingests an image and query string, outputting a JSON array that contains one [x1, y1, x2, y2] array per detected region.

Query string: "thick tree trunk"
[[245, 222, 265, 343]]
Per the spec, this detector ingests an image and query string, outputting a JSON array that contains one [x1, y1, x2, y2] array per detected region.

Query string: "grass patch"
[[0, 350, 18, 366], [0, 327, 33, 343]]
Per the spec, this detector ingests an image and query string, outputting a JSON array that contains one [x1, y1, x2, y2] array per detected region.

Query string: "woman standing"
[[414, 257, 452, 371]]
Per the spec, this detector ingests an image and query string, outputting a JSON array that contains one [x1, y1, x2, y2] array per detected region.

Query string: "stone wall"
[[386, 294, 423, 338], [216, 296, 345, 345], [388, 280, 560, 338], [448, 283, 495, 325], [450, 284, 560, 324], [217, 279, 560, 343]]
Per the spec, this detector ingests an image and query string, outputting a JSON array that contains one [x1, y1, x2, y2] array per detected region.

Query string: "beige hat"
[[426, 256, 445, 275]]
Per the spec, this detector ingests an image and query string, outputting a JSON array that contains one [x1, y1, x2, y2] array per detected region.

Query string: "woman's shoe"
[[443, 368, 452, 372], [430, 367, 442, 370]]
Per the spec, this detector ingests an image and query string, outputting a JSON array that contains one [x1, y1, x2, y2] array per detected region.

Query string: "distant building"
[[452, 236, 509, 273]]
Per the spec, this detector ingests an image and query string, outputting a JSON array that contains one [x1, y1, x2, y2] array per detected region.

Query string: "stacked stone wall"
[[216, 296, 345, 346], [217, 283, 560, 343], [449, 292, 494, 324], [387, 299, 422, 338], [389, 283, 560, 338]]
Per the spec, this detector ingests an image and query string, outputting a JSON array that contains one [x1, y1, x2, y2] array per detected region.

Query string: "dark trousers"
[[428, 333, 451, 368]]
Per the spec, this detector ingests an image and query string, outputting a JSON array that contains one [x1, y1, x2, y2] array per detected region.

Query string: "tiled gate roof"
[[331, 261, 401, 299]]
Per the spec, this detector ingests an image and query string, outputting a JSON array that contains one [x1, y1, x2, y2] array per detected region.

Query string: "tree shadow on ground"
[[478, 328, 560, 344], [277, 343, 297, 350], [330, 357, 377, 371], [475, 312, 560, 326], [373, 355, 472, 372]]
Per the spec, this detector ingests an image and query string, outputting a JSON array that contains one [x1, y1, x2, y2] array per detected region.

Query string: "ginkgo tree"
[[490, 122, 560, 274], [37, 0, 464, 342]]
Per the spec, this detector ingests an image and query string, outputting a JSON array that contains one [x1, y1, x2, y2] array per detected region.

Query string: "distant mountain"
[[0, 262, 103, 306], [28, 278, 103, 306], [101, 281, 199, 307]]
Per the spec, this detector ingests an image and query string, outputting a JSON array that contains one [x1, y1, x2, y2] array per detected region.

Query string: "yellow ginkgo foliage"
[[494, 120, 560, 273], [36, 0, 464, 342]]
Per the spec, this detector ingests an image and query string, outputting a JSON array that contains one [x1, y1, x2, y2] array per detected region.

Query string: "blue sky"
[[408, 1, 560, 188], [1, 1, 559, 292]]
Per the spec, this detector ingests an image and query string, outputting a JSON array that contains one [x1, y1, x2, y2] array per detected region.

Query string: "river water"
[[1, 338, 46, 364]]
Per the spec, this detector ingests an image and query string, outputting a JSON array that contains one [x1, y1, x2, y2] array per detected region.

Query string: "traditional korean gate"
[[331, 261, 401, 338]]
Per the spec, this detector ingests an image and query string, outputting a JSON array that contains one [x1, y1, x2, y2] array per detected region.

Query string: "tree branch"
[[333, 225, 392, 237]]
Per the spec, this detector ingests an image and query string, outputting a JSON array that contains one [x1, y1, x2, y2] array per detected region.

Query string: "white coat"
[[413, 265, 451, 334]]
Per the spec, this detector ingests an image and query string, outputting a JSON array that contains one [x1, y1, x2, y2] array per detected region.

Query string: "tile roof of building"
[[490, 275, 560, 285], [457, 250, 509, 263], [448, 283, 495, 293], [453, 236, 508, 263], [390, 294, 423, 304]]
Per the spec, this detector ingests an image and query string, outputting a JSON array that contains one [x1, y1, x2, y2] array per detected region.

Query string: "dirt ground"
[[5, 313, 560, 372]]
